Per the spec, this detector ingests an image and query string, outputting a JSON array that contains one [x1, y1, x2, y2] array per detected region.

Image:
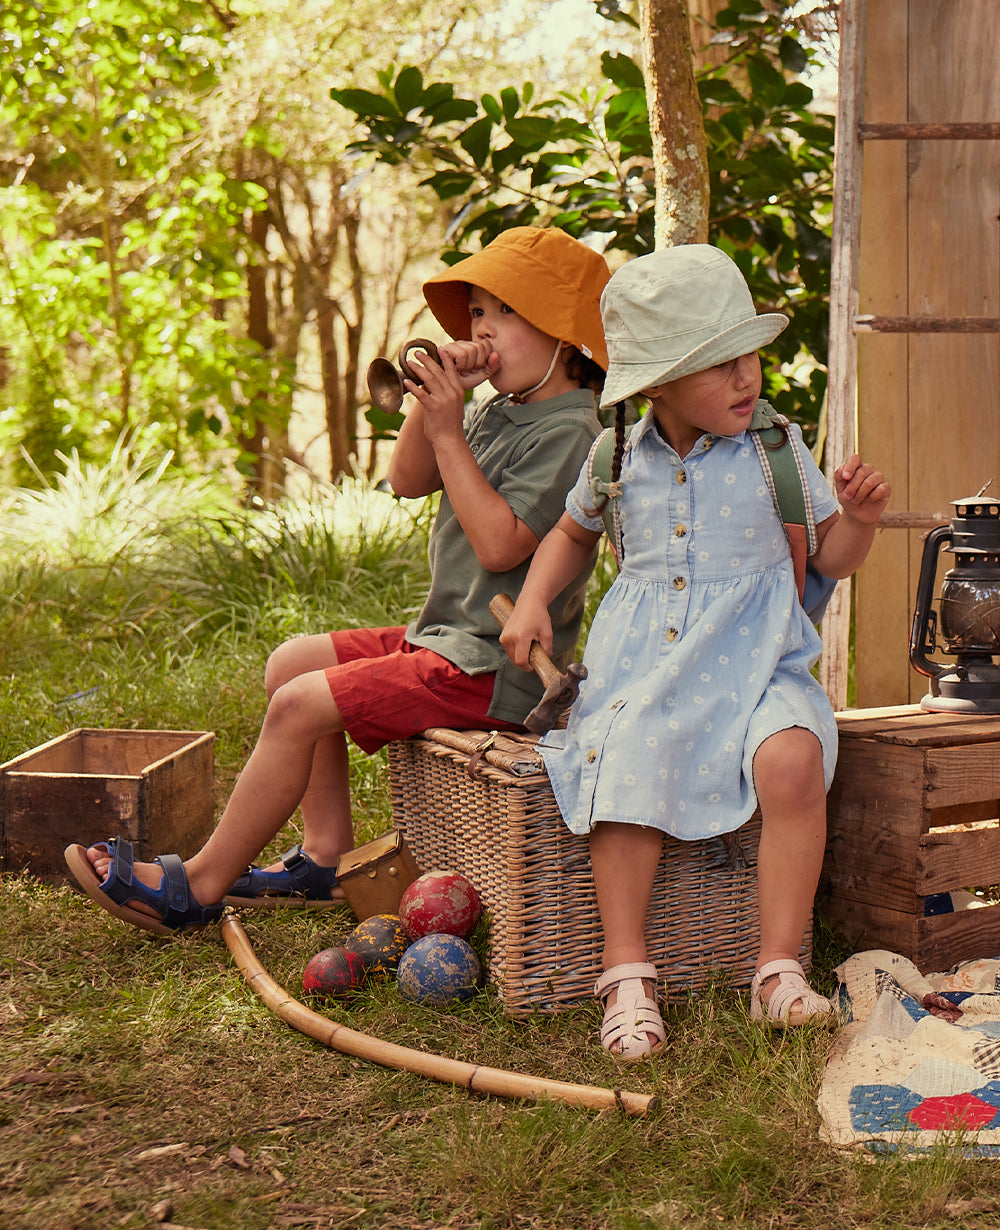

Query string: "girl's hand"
[[499, 596, 554, 671], [834, 455, 891, 524]]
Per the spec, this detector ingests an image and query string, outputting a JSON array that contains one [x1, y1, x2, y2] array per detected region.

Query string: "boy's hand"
[[437, 339, 500, 391], [403, 348, 469, 447], [834, 455, 891, 524]]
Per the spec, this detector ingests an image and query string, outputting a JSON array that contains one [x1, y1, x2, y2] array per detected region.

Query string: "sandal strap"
[[596, 963, 665, 1059], [751, 959, 832, 1024], [227, 844, 339, 900], [594, 962, 658, 1000], [99, 838, 222, 929], [157, 853, 193, 915]]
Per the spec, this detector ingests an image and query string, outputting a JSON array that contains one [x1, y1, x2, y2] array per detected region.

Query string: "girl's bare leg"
[[752, 725, 828, 1009], [589, 821, 664, 1048]]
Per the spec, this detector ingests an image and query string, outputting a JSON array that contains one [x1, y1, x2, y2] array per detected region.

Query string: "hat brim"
[[600, 312, 788, 408], [423, 228, 609, 370]]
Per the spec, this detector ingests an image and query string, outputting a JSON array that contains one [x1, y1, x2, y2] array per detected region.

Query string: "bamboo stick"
[[221, 912, 657, 1118]]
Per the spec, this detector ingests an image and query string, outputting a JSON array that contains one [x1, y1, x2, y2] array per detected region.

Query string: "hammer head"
[[524, 662, 587, 734]]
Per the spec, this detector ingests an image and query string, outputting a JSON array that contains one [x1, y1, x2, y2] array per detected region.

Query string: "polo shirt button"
[[674, 524, 687, 537], [586, 749, 597, 763], [666, 627, 678, 642], [673, 576, 686, 590]]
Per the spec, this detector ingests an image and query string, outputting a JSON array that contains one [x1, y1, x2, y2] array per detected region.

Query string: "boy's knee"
[[264, 640, 295, 696]]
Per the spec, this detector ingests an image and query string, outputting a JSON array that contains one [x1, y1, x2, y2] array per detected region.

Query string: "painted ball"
[[396, 933, 482, 1006], [344, 913, 411, 975], [398, 870, 482, 941], [302, 946, 367, 1000]]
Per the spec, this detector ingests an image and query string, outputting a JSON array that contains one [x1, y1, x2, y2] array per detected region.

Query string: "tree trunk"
[[639, 0, 711, 247], [241, 200, 284, 500], [687, 0, 731, 72]]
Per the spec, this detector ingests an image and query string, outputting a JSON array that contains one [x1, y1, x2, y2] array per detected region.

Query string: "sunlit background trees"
[[1, 0, 837, 497]]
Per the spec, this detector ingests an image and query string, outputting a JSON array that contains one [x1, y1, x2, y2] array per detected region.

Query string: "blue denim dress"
[[540, 412, 840, 840]]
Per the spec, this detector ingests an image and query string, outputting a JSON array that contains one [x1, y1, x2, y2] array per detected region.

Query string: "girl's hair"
[[609, 400, 627, 483], [565, 347, 605, 394]]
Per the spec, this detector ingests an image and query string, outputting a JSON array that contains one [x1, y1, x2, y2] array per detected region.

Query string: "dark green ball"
[[344, 913, 411, 976]]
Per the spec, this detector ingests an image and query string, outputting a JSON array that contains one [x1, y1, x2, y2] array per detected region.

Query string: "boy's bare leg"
[[752, 726, 828, 1009], [87, 669, 350, 911], [263, 633, 353, 864]]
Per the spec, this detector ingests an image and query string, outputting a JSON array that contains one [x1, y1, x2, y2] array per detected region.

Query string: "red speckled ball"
[[398, 870, 482, 941], [302, 946, 367, 1000]]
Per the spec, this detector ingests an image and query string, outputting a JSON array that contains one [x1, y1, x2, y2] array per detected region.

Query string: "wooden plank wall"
[[853, 0, 1000, 706]]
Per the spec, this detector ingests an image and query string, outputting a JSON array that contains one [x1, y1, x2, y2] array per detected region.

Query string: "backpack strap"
[[748, 400, 818, 604], [587, 427, 626, 564], [588, 404, 819, 606]]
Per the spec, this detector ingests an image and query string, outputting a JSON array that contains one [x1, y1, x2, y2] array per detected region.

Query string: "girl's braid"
[[611, 402, 627, 484]]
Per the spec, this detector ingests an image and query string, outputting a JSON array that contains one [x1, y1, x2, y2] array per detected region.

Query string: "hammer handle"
[[489, 593, 561, 688]]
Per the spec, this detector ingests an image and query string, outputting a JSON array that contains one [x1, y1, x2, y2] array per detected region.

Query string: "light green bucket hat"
[[599, 245, 788, 408]]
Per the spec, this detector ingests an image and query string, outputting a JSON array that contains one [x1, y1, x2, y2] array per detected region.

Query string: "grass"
[[4, 446, 1000, 1228]]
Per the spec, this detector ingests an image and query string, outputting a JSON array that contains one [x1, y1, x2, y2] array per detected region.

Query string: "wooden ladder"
[[821, 0, 1000, 709]]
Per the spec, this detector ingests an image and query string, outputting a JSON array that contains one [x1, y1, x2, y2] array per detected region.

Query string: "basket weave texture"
[[388, 728, 811, 1015]]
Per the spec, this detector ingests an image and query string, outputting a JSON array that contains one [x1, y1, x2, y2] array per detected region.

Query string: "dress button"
[[586, 749, 597, 763], [666, 627, 678, 642], [673, 576, 686, 590], [674, 524, 687, 538], [675, 471, 687, 485]]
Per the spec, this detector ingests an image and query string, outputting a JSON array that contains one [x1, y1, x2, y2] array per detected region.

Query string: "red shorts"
[[326, 626, 524, 754]]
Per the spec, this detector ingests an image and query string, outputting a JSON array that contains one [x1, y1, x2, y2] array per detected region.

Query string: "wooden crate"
[[388, 728, 810, 1015], [821, 705, 1000, 970], [1, 728, 215, 885]]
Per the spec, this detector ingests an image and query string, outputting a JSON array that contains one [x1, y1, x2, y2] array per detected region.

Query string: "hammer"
[[489, 593, 587, 734]]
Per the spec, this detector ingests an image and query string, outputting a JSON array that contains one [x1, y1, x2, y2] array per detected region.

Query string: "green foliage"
[[0, 0, 291, 471], [333, 0, 835, 439]]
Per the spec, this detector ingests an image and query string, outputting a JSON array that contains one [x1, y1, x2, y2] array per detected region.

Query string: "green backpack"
[[586, 401, 836, 622]]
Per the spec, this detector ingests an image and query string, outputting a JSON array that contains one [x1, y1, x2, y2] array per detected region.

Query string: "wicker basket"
[[388, 728, 811, 1015]]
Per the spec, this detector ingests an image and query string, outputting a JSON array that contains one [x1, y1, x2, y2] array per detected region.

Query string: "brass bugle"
[[366, 337, 441, 413]]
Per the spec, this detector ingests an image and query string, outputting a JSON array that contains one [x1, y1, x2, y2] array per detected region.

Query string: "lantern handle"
[[909, 524, 952, 679]]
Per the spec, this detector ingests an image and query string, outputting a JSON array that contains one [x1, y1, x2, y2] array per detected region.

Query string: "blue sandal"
[[224, 844, 341, 908], [64, 839, 224, 935]]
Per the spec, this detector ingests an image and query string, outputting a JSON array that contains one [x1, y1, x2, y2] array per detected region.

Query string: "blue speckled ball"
[[396, 933, 482, 1006]]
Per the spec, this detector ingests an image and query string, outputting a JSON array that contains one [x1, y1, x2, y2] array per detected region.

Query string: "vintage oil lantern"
[[909, 486, 1000, 713]]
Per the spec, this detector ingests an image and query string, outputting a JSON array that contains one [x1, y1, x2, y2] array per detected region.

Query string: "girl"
[[499, 245, 890, 1058]]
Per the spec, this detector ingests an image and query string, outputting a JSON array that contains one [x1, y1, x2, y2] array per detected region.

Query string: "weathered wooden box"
[[821, 705, 1000, 970], [1, 728, 215, 885], [389, 727, 810, 1015]]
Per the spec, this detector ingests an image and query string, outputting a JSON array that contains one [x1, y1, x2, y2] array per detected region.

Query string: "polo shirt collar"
[[492, 389, 596, 424]]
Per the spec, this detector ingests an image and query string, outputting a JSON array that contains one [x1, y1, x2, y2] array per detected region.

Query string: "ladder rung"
[[859, 121, 1000, 140], [855, 315, 1000, 334]]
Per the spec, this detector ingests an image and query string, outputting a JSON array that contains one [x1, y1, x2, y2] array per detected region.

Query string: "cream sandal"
[[595, 962, 665, 1060], [750, 959, 835, 1027]]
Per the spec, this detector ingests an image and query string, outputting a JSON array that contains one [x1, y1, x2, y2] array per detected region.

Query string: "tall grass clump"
[[0, 441, 432, 781]]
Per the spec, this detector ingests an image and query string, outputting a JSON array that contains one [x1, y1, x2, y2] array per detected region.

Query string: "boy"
[[65, 227, 611, 932]]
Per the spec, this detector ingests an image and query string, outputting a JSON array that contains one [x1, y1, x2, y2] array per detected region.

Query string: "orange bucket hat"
[[422, 227, 611, 370]]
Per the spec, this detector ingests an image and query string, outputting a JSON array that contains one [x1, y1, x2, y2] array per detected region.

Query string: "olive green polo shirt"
[[404, 389, 601, 725]]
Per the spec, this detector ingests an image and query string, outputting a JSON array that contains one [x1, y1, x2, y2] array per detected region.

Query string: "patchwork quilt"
[[818, 949, 1000, 1155]]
